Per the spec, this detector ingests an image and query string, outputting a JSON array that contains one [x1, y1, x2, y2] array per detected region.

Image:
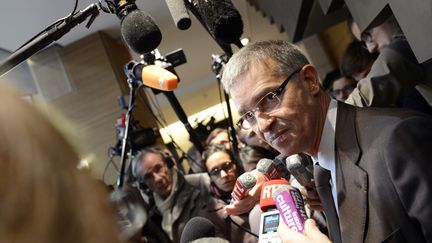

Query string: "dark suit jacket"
[[318, 102, 432, 243]]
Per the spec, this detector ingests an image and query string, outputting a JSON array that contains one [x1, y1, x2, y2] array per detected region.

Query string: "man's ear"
[[300, 64, 321, 94]]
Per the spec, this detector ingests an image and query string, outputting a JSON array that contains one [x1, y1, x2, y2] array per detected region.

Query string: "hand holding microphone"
[[226, 156, 289, 216], [277, 219, 332, 243], [225, 170, 265, 216]]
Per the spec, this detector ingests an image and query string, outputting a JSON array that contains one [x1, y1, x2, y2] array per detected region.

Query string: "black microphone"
[[190, 0, 243, 45], [273, 154, 291, 180], [109, 0, 162, 53], [165, 0, 192, 30], [286, 153, 314, 187], [180, 216, 215, 243]]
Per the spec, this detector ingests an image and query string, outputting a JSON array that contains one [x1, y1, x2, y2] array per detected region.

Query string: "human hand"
[[301, 181, 323, 211], [277, 219, 331, 243], [224, 170, 266, 215]]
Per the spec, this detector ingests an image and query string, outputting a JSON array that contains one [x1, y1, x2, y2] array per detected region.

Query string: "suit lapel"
[[335, 103, 367, 243]]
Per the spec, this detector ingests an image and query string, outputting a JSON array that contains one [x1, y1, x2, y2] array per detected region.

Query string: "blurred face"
[[350, 22, 391, 53], [209, 132, 231, 149], [231, 61, 322, 156], [137, 153, 173, 199], [205, 151, 237, 192], [351, 61, 373, 81], [238, 129, 271, 150], [331, 77, 356, 101]]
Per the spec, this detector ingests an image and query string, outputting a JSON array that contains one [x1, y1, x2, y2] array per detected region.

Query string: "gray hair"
[[221, 40, 310, 93]]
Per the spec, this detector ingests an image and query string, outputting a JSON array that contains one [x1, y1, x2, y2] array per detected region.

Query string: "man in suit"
[[221, 40, 432, 243]]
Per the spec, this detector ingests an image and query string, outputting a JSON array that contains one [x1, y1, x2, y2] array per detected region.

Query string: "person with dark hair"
[[201, 145, 257, 243], [323, 70, 357, 102], [133, 145, 224, 243], [221, 39, 432, 243], [340, 40, 378, 81], [239, 145, 277, 172], [346, 14, 432, 114], [206, 128, 231, 149]]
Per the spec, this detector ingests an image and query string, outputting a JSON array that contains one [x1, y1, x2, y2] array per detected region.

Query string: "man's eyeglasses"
[[236, 68, 302, 130], [208, 161, 236, 178]]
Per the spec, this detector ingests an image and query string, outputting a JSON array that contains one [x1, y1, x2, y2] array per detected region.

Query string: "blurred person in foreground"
[[220, 40, 432, 243], [0, 84, 121, 243]]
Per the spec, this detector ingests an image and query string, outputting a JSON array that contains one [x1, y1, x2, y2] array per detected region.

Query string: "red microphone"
[[256, 158, 280, 181], [134, 64, 179, 91], [259, 179, 289, 211], [231, 172, 257, 201]]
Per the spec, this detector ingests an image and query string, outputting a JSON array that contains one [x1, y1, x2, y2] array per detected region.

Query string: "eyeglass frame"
[[236, 67, 302, 130], [208, 161, 236, 178]]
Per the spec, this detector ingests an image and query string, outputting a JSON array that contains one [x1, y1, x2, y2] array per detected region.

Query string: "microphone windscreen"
[[180, 216, 216, 243], [139, 65, 178, 91], [257, 158, 280, 180], [273, 185, 308, 232], [165, 0, 192, 30], [195, 0, 243, 44], [120, 10, 162, 53], [286, 154, 313, 186]]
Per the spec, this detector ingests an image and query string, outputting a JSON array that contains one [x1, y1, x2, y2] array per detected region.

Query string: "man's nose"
[[255, 111, 272, 133]]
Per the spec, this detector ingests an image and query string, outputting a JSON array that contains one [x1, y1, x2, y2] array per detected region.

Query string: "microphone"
[[258, 179, 289, 242], [273, 185, 308, 233], [259, 179, 289, 211], [256, 158, 280, 181], [231, 171, 257, 201], [273, 154, 291, 180], [286, 153, 314, 187], [127, 62, 179, 91], [165, 0, 192, 30], [110, 0, 162, 53], [190, 0, 243, 45], [180, 216, 215, 243]]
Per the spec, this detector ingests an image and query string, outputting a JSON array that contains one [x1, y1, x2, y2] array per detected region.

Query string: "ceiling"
[[0, 0, 290, 125], [0, 0, 173, 52]]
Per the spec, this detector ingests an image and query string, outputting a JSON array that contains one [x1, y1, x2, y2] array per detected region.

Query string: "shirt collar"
[[312, 99, 338, 171]]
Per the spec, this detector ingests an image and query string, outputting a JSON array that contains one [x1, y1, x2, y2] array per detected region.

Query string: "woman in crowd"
[[201, 145, 257, 242]]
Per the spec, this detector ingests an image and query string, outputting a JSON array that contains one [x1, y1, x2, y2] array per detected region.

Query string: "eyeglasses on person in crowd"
[[208, 161, 236, 178], [331, 84, 356, 98]]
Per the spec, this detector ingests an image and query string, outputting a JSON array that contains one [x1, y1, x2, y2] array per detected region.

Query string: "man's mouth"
[[268, 130, 287, 144]]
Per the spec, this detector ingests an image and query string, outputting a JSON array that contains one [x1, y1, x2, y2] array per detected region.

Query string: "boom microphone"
[[109, 0, 162, 53], [191, 0, 243, 45], [165, 0, 192, 30], [231, 172, 256, 201], [286, 153, 314, 186], [127, 62, 178, 91]]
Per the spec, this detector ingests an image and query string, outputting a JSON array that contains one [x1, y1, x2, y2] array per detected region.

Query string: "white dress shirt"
[[312, 98, 339, 215]]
